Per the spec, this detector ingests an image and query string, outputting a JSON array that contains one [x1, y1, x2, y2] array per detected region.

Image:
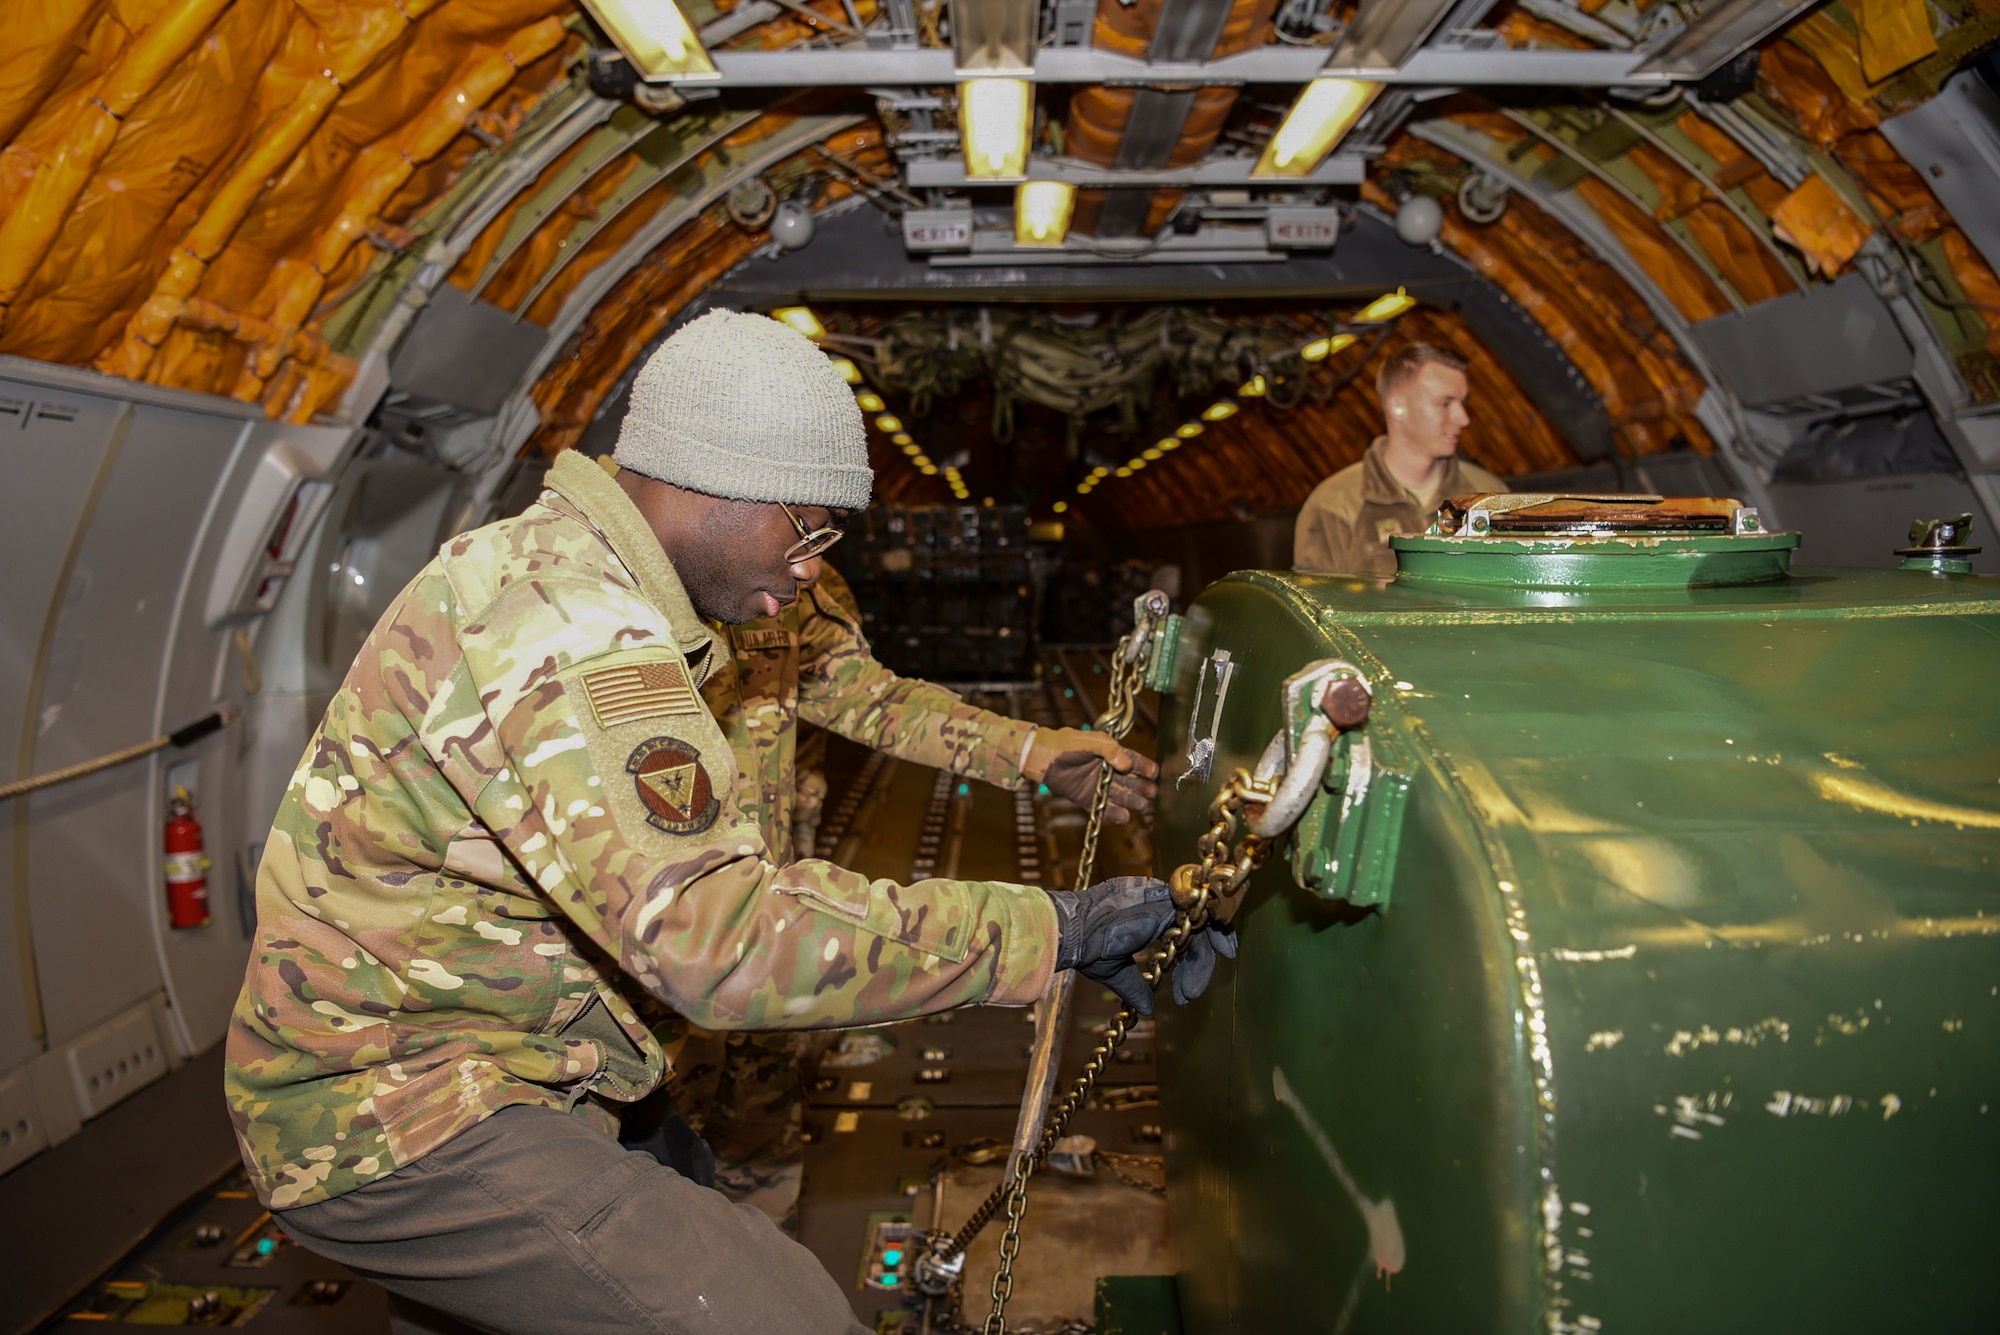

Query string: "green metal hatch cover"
[[1392, 492, 1800, 588]]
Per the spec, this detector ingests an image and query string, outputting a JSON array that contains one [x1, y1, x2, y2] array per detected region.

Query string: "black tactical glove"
[[1171, 918, 1238, 1007], [1048, 876, 1175, 1014]]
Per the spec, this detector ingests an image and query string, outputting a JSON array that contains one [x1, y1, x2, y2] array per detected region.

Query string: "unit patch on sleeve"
[[626, 736, 721, 834], [583, 659, 700, 726]]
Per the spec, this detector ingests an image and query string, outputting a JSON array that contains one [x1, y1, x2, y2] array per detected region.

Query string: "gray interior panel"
[[149, 419, 352, 1044], [25, 400, 243, 1048], [1769, 470, 1999, 573], [1881, 71, 2000, 277], [389, 285, 552, 417], [0, 382, 129, 1074], [1689, 273, 1916, 406]]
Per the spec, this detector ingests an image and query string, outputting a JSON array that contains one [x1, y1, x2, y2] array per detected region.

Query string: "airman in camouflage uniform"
[[225, 445, 1061, 1206], [225, 311, 1186, 1335]]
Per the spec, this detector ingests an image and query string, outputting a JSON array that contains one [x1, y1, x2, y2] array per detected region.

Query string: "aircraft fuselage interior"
[[2, 0, 1997, 1329]]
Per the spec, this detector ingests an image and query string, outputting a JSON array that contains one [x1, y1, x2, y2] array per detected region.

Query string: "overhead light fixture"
[[1142, 448, 1163, 460], [1159, 438, 1180, 451], [771, 306, 825, 340], [876, 414, 903, 433], [1128, 458, 1147, 470], [919, 463, 938, 475], [1015, 181, 1075, 247], [829, 357, 863, 384], [914, 454, 933, 467], [856, 391, 885, 412], [901, 443, 921, 456], [1356, 288, 1416, 322], [1175, 423, 1204, 439], [1115, 466, 1132, 477], [1092, 466, 1110, 477], [1254, 78, 1379, 179], [1203, 401, 1238, 422], [1053, 501, 1068, 514], [1239, 375, 1268, 397], [961, 78, 1033, 180], [1301, 332, 1357, 362], [892, 432, 913, 446], [580, 0, 718, 79]]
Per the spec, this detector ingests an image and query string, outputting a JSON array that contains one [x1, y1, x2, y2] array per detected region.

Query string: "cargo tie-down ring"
[[1243, 660, 1374, 839]]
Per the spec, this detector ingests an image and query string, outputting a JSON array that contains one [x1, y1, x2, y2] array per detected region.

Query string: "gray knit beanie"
[[613, 309, 872, 509]]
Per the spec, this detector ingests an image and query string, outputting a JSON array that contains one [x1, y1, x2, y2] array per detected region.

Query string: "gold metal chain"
[[920, 632, 1152, 1296], [919, 601, 1282, 1334], [975, 763, 1275, 1332], [974, 776, 1273, 1331], [980, 630, 1147, 1332], [915, 642, 1365, 1332]]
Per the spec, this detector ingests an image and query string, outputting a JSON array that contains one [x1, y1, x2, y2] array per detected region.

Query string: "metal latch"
[[1180, 648, 1235, 787]]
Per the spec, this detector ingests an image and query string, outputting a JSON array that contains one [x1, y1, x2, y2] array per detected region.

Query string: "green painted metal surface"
[[1391, 530, 1799, 589], [1096, 1274, 1186, 1335], [1155, 562, 2000, 1333]]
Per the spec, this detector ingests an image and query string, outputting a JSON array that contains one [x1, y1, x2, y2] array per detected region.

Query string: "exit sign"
[[904, 210, 973, 251], [1266, 208, 1342, 249]]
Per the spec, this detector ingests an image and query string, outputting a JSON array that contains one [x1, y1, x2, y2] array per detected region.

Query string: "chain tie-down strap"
[[921, 633, 1365, 1333], [974, 773, 1272, 1333]]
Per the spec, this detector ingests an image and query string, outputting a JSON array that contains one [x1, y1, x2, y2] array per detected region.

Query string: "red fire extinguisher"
[[164, 786, 212, 930]]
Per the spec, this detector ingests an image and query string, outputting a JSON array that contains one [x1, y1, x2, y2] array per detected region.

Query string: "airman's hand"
[[1048, 877, 1173, 1014], [1025, 727, 1159, 823]]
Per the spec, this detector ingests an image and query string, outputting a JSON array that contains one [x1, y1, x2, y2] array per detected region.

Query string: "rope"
[[0, 709, 237, 803]]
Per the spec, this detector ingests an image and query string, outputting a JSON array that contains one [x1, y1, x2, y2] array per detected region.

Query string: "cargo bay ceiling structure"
[[0, 0, 1997, 535]]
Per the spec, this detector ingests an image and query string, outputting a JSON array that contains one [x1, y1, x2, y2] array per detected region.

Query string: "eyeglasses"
[[778, 501, 845, 565]]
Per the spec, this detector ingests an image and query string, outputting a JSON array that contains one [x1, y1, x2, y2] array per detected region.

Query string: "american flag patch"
[[581, 660, 700, 727]]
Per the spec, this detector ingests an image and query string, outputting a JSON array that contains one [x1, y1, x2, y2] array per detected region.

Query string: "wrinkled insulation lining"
[[0, 0, 1996, 527]]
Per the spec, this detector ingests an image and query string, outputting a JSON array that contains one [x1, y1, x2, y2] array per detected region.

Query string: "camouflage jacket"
[[224, 451, 1056, 1210], [703, 561, 1038, 865]]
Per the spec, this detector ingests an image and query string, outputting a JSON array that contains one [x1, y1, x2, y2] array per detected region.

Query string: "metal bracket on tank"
[[1285, 682, 1411, 911], [1179, 648, 1235, 788], [1124, 590, 1182, 695]]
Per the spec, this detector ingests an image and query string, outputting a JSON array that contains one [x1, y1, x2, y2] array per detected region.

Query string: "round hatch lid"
[[1391, 493, 1800, 588]]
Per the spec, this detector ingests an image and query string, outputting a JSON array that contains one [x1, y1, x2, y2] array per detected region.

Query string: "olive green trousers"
[[276, 1104, 864, 1335]]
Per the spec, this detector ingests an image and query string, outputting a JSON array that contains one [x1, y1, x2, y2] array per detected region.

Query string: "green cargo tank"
[[1151, 500, 2000, 1334]]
